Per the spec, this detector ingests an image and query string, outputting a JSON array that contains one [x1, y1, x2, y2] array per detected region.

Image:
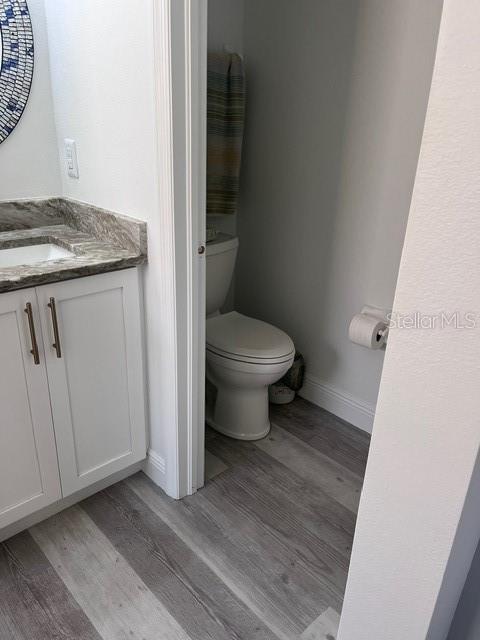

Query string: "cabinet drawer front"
[[38, 269, 147, 496], [0, 290, 61, 529]]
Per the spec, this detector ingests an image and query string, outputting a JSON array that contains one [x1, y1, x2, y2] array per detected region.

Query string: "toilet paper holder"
[[349, 305, 391, 350], [362, 305, 390, 345]]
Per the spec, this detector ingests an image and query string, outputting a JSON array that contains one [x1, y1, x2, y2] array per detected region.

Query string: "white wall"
[[207, 0, 244, 238], [338, 0, 480, 636], [236, 0, 443, 430], [44, 0, 180, 497], [0, 0, 60, 200], [44, 0, 157, 219]]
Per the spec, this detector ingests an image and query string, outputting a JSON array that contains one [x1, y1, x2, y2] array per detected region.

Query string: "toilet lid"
[[206, 311, 294, 361]]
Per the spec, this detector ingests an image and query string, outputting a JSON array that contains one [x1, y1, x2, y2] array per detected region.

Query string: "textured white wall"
[[236, 0, 442, 429], [0, 0, 61, 200], [338, 0, 480, 637]]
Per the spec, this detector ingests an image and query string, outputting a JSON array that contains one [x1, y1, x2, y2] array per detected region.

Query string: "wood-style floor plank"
[[270, 398, 370, 477], [127, 472, 301, 640], [254, 425, 363, 513], [204, 450, 228, 481], [206, 433, 355, 560], [0, 531, 101, 640], [200, 469, 346, 610], [30, 506, 191, 640], [301, 607, 340, 640], [81, 482, 279, 640]]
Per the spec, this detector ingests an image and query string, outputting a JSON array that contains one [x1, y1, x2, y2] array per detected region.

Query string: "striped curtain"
[[207, 52, 246, 216]]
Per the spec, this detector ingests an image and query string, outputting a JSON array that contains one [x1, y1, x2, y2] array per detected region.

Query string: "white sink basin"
[[0, 243, 75, 268]]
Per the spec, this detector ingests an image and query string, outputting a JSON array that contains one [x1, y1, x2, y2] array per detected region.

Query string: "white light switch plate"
[[64, 138, 79, 179]]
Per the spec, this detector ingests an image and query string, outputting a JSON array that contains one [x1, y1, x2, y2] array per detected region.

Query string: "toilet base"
[[205, 346, 294, 442], [205, 385, 271, 441]]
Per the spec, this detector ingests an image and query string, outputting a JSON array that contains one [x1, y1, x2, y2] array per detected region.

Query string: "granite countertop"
[[0, 199, 147, 293]]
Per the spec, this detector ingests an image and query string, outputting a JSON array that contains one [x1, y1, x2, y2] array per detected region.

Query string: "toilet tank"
[[206, 234, 239, 316]]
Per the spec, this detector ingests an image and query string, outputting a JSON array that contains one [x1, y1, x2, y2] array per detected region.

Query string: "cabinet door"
[[37, 269, 147, 496], [0, 289, 61, 529]]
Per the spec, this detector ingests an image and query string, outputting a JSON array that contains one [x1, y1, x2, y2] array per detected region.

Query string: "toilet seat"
[[206, 311, 295, 365], [206, 311, 295, 440]]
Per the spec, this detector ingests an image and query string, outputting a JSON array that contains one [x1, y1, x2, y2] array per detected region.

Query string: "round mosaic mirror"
[[0, 0, 34, 145]]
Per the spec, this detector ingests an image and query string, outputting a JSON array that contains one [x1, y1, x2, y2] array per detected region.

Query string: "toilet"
[[206, 234, 295, 440]]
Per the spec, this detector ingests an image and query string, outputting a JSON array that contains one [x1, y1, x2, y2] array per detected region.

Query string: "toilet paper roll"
[[349, 313, 387, 350]]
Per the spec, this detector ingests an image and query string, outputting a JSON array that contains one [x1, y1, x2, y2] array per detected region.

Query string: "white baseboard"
[[299, 374, 375, 434], [143, 448, 167, 489]]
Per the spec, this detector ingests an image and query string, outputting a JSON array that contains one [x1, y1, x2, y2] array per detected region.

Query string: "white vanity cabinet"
[[0, 268, 147, 529], [37, 269, 147, 496], [0, 289, 62, 529]]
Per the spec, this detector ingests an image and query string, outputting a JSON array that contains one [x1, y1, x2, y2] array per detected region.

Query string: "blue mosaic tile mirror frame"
[[0, 0, 34, 144]]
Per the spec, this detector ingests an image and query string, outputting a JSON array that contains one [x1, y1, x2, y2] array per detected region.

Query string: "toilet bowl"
[[206, 311, 295, 440], [206, 234, 295, 440]]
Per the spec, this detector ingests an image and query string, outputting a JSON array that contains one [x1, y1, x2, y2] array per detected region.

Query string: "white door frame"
[[153, 0, 207, 496], [175, 0, 208, 494]]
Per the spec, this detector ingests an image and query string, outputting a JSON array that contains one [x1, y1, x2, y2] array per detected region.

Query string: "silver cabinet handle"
[[24, 303, 40, 365], [47, 297, 62, 358]]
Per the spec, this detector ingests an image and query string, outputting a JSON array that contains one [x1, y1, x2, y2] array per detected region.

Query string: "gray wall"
[[235, 0, 443, 423], [448, 539, 480, 639]]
